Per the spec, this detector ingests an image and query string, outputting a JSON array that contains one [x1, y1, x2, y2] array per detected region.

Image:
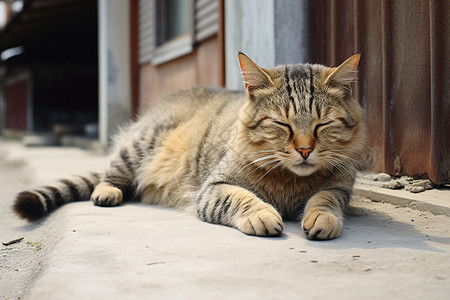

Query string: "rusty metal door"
[[310, 0, 449, 185]]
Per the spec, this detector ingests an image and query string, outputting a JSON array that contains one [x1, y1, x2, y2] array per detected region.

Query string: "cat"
[[13, 52, 364, 240]]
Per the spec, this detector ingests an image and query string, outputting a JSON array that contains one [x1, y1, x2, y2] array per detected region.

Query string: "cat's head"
[[237, 53, 364, 178]]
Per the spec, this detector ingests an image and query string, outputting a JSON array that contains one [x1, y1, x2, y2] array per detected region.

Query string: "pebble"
[[382, 180, 402, 189], [373, 173, 392, 182], [409, 186, 425, 193], [404, 180, 434, 193], [358, 173, 435, 193], [397, 179, 410, 187]]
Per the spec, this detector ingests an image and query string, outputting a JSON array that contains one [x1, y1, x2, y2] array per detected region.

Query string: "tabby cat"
[[13, 53, 364, 240]]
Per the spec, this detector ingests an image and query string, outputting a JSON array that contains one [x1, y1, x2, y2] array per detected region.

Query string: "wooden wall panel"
[[139, 37, 220, 112]]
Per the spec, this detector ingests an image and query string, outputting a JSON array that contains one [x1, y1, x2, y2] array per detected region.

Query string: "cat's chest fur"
[[232, 166, 330, 220]]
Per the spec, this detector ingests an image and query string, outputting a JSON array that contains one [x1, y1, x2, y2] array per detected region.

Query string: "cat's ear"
[[325, 54, 361, 86], [238, 52, 274, 92]]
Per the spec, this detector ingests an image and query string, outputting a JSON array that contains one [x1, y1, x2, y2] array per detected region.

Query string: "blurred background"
[[0, 0, 448, 185]]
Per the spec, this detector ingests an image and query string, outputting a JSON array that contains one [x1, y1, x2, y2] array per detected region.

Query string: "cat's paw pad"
[[302, 209, 342, 240], [240, 205, 284, 237], [91, 185, 123, 207]]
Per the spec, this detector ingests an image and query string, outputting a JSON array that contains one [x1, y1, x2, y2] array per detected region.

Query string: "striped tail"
[[13, 172, 102, 222]]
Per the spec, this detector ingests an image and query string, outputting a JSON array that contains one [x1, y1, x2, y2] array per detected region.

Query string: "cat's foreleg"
[[196, 182, 284, 236], [301, 188, 350, 240], [91, 149, 135, 207]]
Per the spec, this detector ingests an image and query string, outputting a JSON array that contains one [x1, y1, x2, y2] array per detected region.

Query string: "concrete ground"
[[1, 140, 449, 300]]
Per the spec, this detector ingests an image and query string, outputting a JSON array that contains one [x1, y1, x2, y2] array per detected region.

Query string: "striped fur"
[[14, 53, 364, 240], [13, 172, 101, 221]]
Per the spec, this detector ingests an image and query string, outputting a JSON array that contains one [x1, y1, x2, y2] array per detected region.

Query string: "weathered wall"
[[310, 0, 450, 184], [99, 0, 131, 145], [138, 37, 221, 112], [224, 0, 310, 90]]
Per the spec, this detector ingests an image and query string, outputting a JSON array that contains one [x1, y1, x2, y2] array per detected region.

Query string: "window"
[[153, 0, 193, 65], [138, 0, 219, 65]]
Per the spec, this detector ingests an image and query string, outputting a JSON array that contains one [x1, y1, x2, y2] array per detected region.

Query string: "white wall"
[[225, 0, 276, 90], [98, 0, 131, 146], [224, 0, 310, 90], [274, 0, 310, 65]]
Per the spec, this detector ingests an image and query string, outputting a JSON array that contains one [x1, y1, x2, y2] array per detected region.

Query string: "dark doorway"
[[0, 0, 98, 138]]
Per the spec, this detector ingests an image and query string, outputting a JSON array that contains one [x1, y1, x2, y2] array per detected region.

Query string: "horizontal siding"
[[139, 0, 219, 64], [195, 0, 218, 42], [138, 0, 154, 64]]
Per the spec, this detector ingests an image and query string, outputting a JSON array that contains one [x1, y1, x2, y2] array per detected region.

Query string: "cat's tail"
[[13, 172, 102, 222]]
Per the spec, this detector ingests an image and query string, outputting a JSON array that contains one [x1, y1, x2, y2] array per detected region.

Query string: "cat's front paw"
[[91, 184, 123, 207], [302, 209, 342, 240], [239, 204, 284, 237]]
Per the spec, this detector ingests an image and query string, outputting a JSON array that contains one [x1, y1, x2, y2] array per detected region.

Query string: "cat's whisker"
[[257, 161, 283, 182], [321, 156, 356, 178], [323, 157, 353, 171], [321, 151, 358, 167], [319, 159, 336, 177], [242, 158, 281, 179], [234, 157, 281, 183], [240, 155, 278, 170], [324, 151, 360, 165], [239, 150, 279, 157], [232, 155, 280, 180], [329, 158, 358, 174]]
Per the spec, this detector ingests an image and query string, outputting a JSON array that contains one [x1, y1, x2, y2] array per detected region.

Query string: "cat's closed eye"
[[273, 121, 293, 140], [313, 121, 332, 139]]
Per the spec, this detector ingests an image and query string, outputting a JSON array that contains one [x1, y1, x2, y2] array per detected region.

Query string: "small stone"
[[310, 260, 318, 263], [374, 173, 391, 182], [397, 179, 410, 187], [424, 180, 434, 190], [410, 186, 425, 193], [405, 180, 434, 192], [387, 180, 402, 189]]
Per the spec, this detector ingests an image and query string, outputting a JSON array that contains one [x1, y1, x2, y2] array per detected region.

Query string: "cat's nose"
[[296, 147, 313, 159]]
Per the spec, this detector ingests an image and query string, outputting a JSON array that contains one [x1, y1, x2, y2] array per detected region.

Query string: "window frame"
[[152, 0, 194, 65]]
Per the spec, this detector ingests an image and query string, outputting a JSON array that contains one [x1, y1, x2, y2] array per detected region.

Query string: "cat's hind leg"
[[91, 147, 136, 207], [196, 182, 284, 236], [91, 182, 123, 206]]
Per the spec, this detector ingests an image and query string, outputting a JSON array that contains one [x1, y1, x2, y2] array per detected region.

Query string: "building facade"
[[0, 0, 448, 184]]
